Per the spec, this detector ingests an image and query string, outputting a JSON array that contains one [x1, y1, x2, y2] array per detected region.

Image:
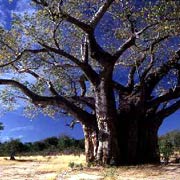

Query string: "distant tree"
[[58, 135, 73, 151], [78, 139, 85, 150], [0, 123, 4, 155], [44, 136, 58, 147], [33, 141, 47, 152], [4, 139, 24, 160], [0, 122, 4, 131], [159, 130, 180, 151], [22, 142, 34, 153]]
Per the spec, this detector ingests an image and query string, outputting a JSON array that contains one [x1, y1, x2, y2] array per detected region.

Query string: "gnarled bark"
[[137, 120, 160, 164], [117, 116, 160, 165], [94, 79, 120, 165], [82, 124, 98, 163]]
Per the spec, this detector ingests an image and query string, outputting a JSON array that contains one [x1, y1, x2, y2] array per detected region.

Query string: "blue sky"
[[0, 0, 179, 143], [0, 108, 84, 142]]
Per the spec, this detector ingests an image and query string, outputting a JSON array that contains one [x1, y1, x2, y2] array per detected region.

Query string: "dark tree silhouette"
[[0, 123, 3, 131]]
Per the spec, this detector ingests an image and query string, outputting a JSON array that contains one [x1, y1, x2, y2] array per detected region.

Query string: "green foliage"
[[57, 135, 84, 152], [0, 139, 24, 158], [0, 0, 179, 118], [68, 161, 75, 169], [68, 161, 83, 170], [159, 130, 180, 151], [159, 130, 180, 164], [0, 135, 84, 156], [159, 140, 173, 164]]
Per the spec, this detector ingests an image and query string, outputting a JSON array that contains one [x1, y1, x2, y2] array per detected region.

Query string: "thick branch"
[[0, 79, 94, 124], [112, 23, 159, 61], [61, 13, 92, 33], [113, 80, 129, 93], [33, 0, 114, 66], [32, 0, 48, 6], [156, 100, 180, 119], [113, 35, 136, 60], [79, 74, 87, 97], [33, 0, 92, 33], [149, 86, 180, 107], [126, 66, 136, 90], [69, 96, 95, 110], [140, 54, 154, 82], [90, 0, 115, 28], [139, 35, 170, 84], [88, 33, 113, 65], [145, 49, 180, 96], [16, 67, 59, 96], [0, 49, 47, 68], [39, 42, 100, 85], [0, 79, 38, 99]]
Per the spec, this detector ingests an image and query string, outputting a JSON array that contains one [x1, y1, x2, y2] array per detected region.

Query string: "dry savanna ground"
[[0, 155, 179, 180]]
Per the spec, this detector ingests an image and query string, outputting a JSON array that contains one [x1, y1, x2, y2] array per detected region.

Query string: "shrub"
[[159, 140, 173, 164]]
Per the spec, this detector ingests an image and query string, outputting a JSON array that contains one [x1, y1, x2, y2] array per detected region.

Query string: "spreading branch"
[[13, 66, 59, 96], [38, 42, 100, 85], [0, 49, 47, 68], [113, 35, 136, 60], [156, 99, 180, 119], [0, 79, 94, 124], [113, 23, 159, 61], [145, 48, 180, 96], [148, 86, 180, 107], [90, 0, 115, 28], [69, 96, 95, 110], [61, 13, 92, 33]]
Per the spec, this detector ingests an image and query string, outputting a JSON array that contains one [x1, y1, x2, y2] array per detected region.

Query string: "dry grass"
[[37, 154, 85, 173], [0, 154, 85, 180], [0, 155, 179, 180]]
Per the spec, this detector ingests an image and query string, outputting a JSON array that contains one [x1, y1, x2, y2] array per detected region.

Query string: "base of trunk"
[[118, 119, 160, 165]]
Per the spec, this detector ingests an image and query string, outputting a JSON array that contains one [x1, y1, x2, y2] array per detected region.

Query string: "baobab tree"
[[0, 0, 180, 165]]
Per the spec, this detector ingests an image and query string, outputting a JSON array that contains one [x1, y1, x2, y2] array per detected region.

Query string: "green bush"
[[159, 140, 173, 164], [68, 161, 75, 169]]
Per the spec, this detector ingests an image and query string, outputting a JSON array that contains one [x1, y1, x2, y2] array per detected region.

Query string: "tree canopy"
[[0, 0, 179, 165]]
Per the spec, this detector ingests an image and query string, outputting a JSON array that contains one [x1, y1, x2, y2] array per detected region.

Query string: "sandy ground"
[[0, 161, 57, 180], [60, 164, 180, 180], [0, 156, 179, 180]]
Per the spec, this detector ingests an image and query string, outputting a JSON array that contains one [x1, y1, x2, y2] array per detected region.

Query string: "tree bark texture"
[[82, 124, 98, 163], [94, 79, 120, 165], [83, 91, 161, 165]]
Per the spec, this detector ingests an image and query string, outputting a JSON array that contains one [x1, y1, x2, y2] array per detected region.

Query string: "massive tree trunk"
[[82, 124, 98, 163], [117, 116, 160, 165], [94, 78, 120, 165], [137, 120, 160, 164], [85, 76, 161, 165]]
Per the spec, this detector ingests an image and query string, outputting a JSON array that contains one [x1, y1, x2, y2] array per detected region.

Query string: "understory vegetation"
[[0, 135, 84, 157], [0, 130, 179, 163], [159, 130, 180, 163]]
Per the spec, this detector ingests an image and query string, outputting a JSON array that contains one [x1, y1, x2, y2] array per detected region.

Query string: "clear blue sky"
[[0, 0, 179, 142]]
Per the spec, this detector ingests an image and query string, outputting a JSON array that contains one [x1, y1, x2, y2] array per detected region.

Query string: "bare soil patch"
[[60, 164, 180, 180], [0, 156, 179, 180]]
